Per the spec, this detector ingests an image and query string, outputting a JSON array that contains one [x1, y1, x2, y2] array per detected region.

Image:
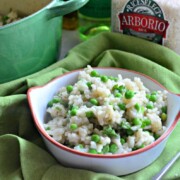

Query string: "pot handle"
[[47, 0, 89, 17]]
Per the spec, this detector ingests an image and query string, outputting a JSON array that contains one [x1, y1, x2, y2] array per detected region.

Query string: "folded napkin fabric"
[[0, 32, 180, 180]]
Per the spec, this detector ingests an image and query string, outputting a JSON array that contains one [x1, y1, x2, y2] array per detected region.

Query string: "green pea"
[[2, 16, 9, 24], [161, 113, 167, 121], [86, 82, 92, 90], [141, 121, 146, 128], [102, 145, 110, 154], [90, 70, 99, 77], [113, 77, 119, 82], [86, 111, 94, 118], [141, 106, 145, 114], [79, 144, 84, 148], [112, 84, 119, 91], [146, 94, 150, 99], [118, 85, 126, 93], [47, 101, 54, 108], [66, 85, 73, 93], [70, 105, 78, 110], [133, 144, 145, 151], [146, 103, 154, 109], [55, 106, 61, 111], [47, 98, 61, 107], [132, 118, 142, 126], [90, 98, 99, 105], [109, 143, 118, 153], [134, 103, 141, 112], [125, 90, 135, 99], [143, 118, 151, 126], [103, 126, 118, 137], [139, 144, 145, 149], [91, 134, 100, 143], [101, 75, 108, 83], [118, 103, 126, 110], [151, 91, 157, 95], [149, 94, 157, 102], [70, 123, 78, 130], [45, 127, 51, 131], [127, 129, 134, 136], [108, 76, 114, 80], [154, 133, 160, 140], [161, 106, 167, 113], [114, 92, 122, 98], [88, 148, 98, 154], [108, 76, 118, 81], [52, 98, 60, 103], [121, 121, 131, 129], [70, 108, 77, 116], [120, 138, 125, 145], [98, 152, 103, 154], [132, 146, 138, 151]]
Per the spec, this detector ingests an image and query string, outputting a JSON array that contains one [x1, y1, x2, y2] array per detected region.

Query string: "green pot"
[[0, 0, 88, 84]]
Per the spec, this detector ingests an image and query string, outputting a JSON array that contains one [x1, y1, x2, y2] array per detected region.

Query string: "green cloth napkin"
[[0, 32, 180, 180]]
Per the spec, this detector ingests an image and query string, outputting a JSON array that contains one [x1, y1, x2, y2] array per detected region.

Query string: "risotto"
[[44, 66, 168, 155], [0, 9, 21, 27]]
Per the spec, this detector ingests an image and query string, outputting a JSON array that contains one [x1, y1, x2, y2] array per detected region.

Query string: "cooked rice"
[[44, 66, 168, 155], [0, 9, 21, 26]]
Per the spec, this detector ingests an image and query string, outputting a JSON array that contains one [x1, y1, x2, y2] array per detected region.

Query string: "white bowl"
[[27, 67, 180, 176]]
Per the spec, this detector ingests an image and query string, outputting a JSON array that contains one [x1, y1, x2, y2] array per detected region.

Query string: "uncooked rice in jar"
[[111, 0, 180, 54], [44, 65, 168, 155]]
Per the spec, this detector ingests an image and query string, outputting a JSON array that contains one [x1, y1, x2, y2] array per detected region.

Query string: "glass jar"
[[78, 0, 111, 41]]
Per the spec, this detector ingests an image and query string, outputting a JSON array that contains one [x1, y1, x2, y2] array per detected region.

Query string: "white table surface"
[[59, 29, 82, 59]]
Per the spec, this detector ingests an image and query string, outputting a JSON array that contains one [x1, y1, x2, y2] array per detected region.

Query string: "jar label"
[[118, 0, 169, 44]]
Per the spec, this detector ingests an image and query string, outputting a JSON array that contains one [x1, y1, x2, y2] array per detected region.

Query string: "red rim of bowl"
[[27, 67, 180, 159]]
